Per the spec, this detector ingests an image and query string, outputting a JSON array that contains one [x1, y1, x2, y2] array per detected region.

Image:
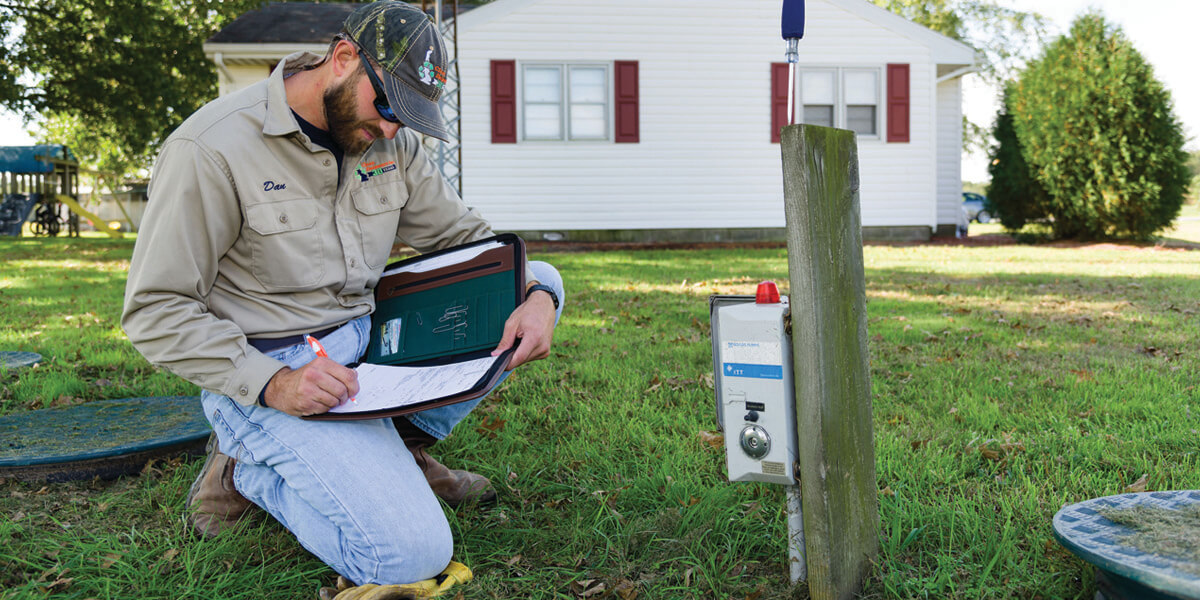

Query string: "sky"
[[2, 0, 1197, 184]]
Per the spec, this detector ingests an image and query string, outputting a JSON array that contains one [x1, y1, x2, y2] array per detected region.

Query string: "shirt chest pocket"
[[244, 198, 324, 290], [351, 184, 408, 269]]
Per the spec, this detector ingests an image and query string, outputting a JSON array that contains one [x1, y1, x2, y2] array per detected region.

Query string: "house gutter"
[[936, 65, 978, 83]]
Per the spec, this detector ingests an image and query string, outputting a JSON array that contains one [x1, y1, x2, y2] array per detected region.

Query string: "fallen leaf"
[[644, 376, 662, 394], [572, 579, 606, 599], [698, 431, 724, 450], [613, 579, 638, 600], [1124, 474, 1149, 493], [45, 577, 73, 593], [1069, 369, 1094, 381], [475, 416, 506, 439], [99, 553, 122, 569]]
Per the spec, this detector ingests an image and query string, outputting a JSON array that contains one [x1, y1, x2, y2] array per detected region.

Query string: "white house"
[[204, 0, 978, 241]]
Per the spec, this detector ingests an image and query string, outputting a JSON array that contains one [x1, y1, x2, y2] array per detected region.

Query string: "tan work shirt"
[[122, 52, 524, 406]]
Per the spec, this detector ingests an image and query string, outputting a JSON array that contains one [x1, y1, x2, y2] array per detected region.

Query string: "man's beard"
[[323, 75, 385, 155]]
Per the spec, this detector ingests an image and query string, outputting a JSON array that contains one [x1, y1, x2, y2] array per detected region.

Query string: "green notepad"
[[366, 234, 526, 366]]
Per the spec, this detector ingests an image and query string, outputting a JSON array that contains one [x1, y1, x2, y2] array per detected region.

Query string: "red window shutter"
[[614, 60, 639, 143], [887, 63, 910, 143], [770, 62, 789, 143], [491, 60, 517, 143]]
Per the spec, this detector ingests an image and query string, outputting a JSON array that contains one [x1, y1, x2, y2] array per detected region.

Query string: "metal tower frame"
[[421, 0, 462, 197]]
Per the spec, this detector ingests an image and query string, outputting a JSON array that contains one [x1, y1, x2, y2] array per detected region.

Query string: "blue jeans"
[[201, 261, 564, 584]]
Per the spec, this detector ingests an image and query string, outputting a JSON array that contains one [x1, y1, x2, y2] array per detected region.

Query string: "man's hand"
[[263, 358, 359, 416], [492, 289, 556, 369]]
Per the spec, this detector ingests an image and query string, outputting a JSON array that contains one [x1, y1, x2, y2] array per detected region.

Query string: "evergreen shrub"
[[1008, 12, 1190, 239], [986, 88, 1050, 230]]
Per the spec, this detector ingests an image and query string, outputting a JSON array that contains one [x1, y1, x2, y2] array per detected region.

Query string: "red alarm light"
[[755, 281, 781, 304]]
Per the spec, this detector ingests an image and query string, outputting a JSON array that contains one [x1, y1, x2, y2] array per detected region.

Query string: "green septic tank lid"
[[1054, 490, 1200, 600], [0, 396, 210, 482], [0, 351, 42, 369]]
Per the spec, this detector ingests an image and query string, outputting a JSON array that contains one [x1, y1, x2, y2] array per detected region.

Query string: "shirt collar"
[[262, 51, 325, 138]]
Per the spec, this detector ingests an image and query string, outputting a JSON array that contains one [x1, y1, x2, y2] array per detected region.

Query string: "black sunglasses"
[[358, 52, 401, 124]]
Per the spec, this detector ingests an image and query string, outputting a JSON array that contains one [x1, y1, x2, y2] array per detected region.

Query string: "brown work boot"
[[185, 434, 255, 538], [394, 419, 496, 507]]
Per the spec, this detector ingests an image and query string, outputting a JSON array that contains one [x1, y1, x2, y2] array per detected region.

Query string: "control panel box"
[[709, 286, 797, 485]]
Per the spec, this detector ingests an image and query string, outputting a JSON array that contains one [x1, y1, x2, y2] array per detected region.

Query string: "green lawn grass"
[[1, 234, 1198, 599]]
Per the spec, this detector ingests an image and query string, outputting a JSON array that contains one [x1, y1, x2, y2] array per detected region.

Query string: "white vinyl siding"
[[936, 77, 965, 228], [797, 67, 880, 137], [520, 63, 609, 142], [453, 0, 970, 232], [207, 0, 974, 234]]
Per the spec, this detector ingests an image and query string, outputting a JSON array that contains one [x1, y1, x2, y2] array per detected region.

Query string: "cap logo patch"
[[418, 47, 447, 88]]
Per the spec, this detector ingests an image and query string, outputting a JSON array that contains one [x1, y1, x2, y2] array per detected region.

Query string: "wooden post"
[[780, 124, 879, 600]]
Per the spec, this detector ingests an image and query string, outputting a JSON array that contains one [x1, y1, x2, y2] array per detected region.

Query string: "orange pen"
[[306, 335, 356, 403]]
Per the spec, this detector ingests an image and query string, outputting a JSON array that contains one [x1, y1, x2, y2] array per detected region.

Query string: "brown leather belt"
[[246, 324, 341, 354]]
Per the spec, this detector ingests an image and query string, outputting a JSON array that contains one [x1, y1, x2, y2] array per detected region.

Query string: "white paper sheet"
[[381, 241, 505, 276], [328, 355, 502, 414]]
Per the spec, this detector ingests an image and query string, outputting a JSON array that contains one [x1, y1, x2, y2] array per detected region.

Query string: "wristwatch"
[[526, 283, 559, 310]]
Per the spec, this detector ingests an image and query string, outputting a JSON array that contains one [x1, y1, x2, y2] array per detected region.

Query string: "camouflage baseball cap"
[[343, 1, 450, 141]]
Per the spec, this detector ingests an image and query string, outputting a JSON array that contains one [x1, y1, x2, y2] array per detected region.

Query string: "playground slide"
[[55, 194, 122, 239]]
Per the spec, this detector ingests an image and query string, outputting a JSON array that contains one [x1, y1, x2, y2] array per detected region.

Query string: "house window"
[[798, 67, 881, 137], [521, 64, 609, 141], [801, 70, 836, 128]]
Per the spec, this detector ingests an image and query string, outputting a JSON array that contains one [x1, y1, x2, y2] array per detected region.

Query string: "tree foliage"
[[985, 88, 1049, 230], [870, 0, 1047, 82], [1007, 12, 1190, 239], [0, 0, 262, 177], [870, 0, 1047, 152]]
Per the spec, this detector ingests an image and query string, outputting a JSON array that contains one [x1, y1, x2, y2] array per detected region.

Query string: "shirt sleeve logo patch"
[[356, 160, 398, 183]]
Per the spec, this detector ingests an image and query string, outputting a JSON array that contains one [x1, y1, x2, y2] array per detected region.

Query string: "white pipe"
[[787, 484, 806, 583], [213, 52, 234, 85]]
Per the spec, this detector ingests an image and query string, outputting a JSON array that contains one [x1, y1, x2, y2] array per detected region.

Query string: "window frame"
[[519, 61, 612, 143], [795, 66, 883, 140]]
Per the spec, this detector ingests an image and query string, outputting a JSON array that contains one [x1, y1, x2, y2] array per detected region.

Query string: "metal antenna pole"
[[780, 0, 807, 585], [785, 39, 798, 126], [787, 484, 807, 583], [781, 0, 805, 128]]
